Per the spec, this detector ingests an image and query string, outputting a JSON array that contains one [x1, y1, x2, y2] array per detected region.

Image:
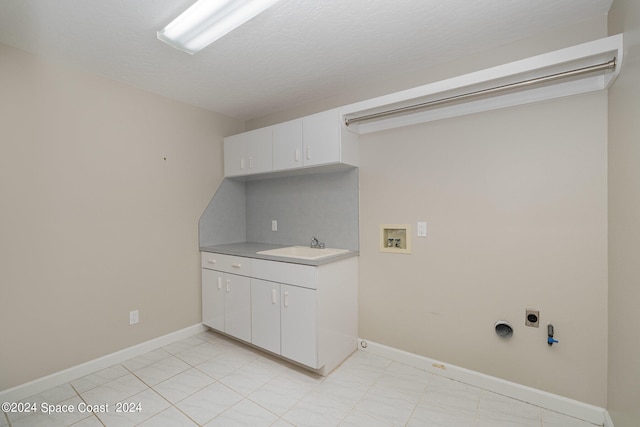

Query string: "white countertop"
[[199, 242, 358, 266]]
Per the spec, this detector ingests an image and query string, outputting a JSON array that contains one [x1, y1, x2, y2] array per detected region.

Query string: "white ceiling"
[[0, 0, 613, 121]]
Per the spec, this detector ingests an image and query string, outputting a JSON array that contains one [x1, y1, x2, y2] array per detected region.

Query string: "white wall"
[[0, 43, 243, 390], [607, 0, 640, 425]]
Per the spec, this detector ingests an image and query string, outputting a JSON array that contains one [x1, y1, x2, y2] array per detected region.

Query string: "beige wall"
[[0, 44, 243, 390], [358, 93, 607, 406], [249, 19, 610, 406], [607, 0, 640, 425]]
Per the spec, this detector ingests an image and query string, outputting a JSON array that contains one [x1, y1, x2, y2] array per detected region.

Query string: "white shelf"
[[341, 34, 623, 134]]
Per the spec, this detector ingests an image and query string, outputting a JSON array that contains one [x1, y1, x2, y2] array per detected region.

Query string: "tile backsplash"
[[199, 168, 359, 251]]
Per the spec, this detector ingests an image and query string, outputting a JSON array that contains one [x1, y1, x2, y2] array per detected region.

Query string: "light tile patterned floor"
[[2, 330, 600, 426]]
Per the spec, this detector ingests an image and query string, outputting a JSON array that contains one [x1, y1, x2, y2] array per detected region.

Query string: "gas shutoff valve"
[[547, 324, 559, 346]]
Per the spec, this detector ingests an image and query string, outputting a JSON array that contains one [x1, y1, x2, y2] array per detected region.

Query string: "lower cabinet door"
[[281, 284, 318, 368], [202, 269, 225, 332], [251, 279, 281, 354], [224, 273, 251, 343]]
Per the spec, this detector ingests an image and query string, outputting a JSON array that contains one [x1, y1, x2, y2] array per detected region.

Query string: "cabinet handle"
[[305, 146, 311, 160], [217, 277, 222, 290], [240, 158, 245, 170], [226, 279, 230, 293], [295, 148, 300, 162], [207, 258, 216, 264], [249, 156, 254, 169], [271, 289, 277, 304], [231, 263, 242, 269], [284, 291, 289, 308]]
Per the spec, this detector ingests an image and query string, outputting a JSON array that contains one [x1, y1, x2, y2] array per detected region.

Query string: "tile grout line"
[[131, 353, 203, 426], [139, 340, 282, 426], [338, 368, 385, 426], [69, 382, 105, 427], [125, 360, 204, 426]]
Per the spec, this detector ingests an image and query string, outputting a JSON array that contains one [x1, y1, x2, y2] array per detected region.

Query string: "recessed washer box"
[[380, 224, 411, 254]]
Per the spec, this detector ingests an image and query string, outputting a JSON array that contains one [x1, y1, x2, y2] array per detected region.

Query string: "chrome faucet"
[[310, 237, 325, 249]]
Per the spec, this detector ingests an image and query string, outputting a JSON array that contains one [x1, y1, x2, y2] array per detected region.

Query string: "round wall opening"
[[495, 321, 514, 338]]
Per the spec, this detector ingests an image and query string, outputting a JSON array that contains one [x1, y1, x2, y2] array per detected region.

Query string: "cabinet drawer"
[[201, 252, 251, 276], [251, 259, 317, 289], [224, 255, 251, 276], [201, 252, 229, 270]]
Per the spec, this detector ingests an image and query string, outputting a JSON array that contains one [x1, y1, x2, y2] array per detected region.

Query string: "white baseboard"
[[358, 338, 607, 426], [1, 329, 614, 426], [0, 323, 207, 403]]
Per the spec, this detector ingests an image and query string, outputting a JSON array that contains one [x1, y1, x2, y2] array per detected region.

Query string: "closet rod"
[[344, 57, 616, 126]]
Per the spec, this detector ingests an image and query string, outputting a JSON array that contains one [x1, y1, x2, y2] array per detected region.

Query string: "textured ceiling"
[[0, 0, 613, 120]]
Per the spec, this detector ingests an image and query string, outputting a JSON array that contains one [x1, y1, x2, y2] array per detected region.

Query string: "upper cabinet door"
[[302, 110, 341, 167], [246, 127, 273, 174], [273, 119, 303, 172], [224, 133, 247, 177]]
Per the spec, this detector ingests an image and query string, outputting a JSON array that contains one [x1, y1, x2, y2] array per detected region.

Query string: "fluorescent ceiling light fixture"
[[157, 0, 283, 54]]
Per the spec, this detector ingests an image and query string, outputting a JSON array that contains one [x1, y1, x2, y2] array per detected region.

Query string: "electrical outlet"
[[271, 220, 277, 231], [525, 309, 539, 327], [129, 310, 139, 325]]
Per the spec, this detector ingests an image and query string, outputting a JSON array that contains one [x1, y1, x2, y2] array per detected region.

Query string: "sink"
[[257, 246, 350, 260]]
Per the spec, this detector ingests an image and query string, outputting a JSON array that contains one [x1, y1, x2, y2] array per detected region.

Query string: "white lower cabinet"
[[201, 253, 251, 343], [202, 251, 357, 374], [280, 284, 317, 368], [251, 279, 318, 368], [223, 274, 251, 343], [250, 279, 281, 354], [202, 269, 225, 332]]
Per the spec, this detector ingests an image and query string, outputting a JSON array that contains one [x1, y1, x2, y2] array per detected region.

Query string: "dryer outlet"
[[525, 309, 539, 327]]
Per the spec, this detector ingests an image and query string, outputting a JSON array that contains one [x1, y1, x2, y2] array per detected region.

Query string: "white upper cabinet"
[[224, 128, 273, 177], [224, 108, 359, 178], [302, 110, 343, 167], [246, 127, 273, 174], [223, 133, 247, 177], [272, 119, 303, 171]]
